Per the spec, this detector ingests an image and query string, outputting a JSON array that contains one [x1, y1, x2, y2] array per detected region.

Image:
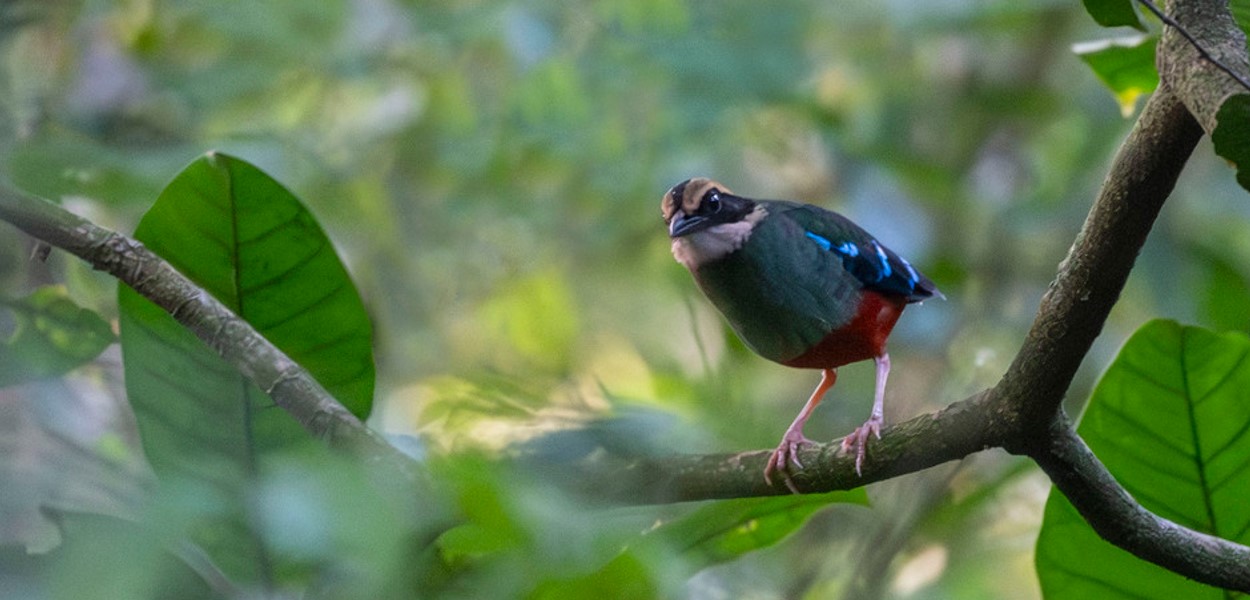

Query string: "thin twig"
[[1136, 0, 1250, 92]]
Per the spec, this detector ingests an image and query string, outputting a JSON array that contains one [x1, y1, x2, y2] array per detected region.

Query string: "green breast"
[[691, 205, 862, 363]]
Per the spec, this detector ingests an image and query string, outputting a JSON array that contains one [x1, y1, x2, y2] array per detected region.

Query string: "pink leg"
[[842, 353, 889, 475], [765, 368, 837, 492]]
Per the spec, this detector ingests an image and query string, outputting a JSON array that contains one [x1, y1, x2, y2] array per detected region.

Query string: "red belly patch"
[[781, 291, 906, 369]]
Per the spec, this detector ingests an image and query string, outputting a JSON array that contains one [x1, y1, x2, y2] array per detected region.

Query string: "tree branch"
[[1034, 412, 1250, 591], [0, 186, 420, 483], [559, 389, 1002, 504], [1157, 0, 1250, 134], [1136, 0, 1250, 93], [996, 85, 1204, 438]]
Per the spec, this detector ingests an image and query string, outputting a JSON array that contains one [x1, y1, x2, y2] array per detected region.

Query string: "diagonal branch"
[[0, 186, 420, 483], [996, 85, 1204, 439]]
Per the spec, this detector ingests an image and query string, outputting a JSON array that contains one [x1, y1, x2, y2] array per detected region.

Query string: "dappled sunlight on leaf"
[[404, 373, 607, 454], [475, 268, 580, 373], [580, 334, 657, 404]]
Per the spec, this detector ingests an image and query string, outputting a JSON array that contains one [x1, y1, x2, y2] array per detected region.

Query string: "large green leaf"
[[1074, 36, 1158, 117], [1212, 94, 1250, 194], [117, 151, 375, 580], [1036, 320, 1250, 598], [0, 286, 114, 387], [1081, 0, 1145, 30]]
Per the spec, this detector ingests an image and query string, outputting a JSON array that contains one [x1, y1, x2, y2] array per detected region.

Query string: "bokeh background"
[[2, 0, 1249, 597]]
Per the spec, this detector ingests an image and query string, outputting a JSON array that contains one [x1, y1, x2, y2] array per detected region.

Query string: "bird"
[[661, 177, 940, 491]]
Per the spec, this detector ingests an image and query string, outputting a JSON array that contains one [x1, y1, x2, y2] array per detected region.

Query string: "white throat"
[[671, 206, 767, 270]]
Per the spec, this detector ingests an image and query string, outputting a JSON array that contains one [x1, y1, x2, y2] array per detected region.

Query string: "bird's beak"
[[668, 212, 708, 238]]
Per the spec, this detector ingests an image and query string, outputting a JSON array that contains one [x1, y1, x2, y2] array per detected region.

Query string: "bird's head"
[[661, 178, 757, 238], [662, 178, 766, 269]]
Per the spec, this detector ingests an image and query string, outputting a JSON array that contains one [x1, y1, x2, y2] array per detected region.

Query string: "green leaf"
[[122, 151, 374, 416], [660, 493, 867, 567], [1212, 94, 1250, 193], [1074, 35, 1158, 117], [0, 286, 114, 387], [117, 151, 375, 580], [1036, 320, 1250, 598], [530, 552, 657, 600], [1232, 0, 1250, 41], [554, 491, 868, 597], [1081, 0, 1145, 30]]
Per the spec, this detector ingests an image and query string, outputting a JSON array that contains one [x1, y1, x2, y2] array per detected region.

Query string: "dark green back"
[[690, 200, 937, 363]]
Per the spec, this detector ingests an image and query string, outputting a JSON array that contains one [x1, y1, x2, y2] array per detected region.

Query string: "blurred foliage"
[[1036, 320, 1250, 598], [0, 286, 113, 387], [1, 0, 1249, 598]]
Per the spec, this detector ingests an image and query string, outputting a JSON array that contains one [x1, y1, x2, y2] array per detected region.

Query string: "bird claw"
[[764, 430, 813, 493], [841, 416, 883, 476]]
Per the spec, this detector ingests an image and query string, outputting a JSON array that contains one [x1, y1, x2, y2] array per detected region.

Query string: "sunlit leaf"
[[1036, 320, 1250, 598], [1074, 36, 1158, 117], [1081, 0, 1145, 30], [0, 286, 114, 387], [1212, 94, 1250, 193], [117, 151, 375, 579], [478, 269, 579, 371]]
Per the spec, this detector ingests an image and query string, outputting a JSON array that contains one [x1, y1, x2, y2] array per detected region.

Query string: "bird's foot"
[[841, 416, 883, 476], [764, 429, 813, 494]]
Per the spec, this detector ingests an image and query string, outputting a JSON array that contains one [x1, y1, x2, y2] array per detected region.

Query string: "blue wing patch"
[[805, 230, 924, 298], [870, 241, 892, 279], [804, 231, 831, 251]]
